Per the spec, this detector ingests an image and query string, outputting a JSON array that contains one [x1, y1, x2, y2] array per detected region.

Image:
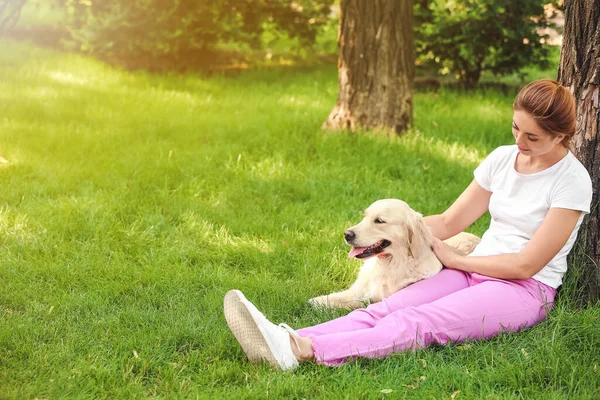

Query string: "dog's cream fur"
[[309, 199, 480, 309]]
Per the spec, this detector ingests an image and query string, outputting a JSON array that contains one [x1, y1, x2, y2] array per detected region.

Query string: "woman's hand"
[[431, 237, 465, 270]]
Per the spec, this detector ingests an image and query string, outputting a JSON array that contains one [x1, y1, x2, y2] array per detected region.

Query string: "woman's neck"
[[516, 145, 569, 174]]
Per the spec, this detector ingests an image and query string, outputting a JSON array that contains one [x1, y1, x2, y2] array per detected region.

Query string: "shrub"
[[62, 0, 333, 66], [414, 0, 553, 88]]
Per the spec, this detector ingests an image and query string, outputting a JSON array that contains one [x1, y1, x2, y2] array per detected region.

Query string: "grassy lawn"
[[0, 40, 599, 399]]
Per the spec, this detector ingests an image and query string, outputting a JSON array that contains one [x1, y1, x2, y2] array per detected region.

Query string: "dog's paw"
[[308, 296, 329, 308]]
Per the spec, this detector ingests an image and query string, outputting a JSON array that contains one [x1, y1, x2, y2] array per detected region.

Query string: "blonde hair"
[[513, 79, 576, 147]]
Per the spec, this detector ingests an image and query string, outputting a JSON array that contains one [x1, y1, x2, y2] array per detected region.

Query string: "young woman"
[[224, 79, 593, 370]]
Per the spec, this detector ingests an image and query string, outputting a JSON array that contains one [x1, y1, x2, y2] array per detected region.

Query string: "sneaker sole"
[[223, 290, 280, 369]]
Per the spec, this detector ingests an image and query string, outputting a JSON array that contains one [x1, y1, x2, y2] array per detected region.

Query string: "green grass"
[[0, 40, 599, 399]]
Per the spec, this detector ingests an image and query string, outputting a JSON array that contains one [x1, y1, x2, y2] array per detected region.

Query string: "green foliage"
[[415, 0, 553, 88], [62, 0, 333, 63]]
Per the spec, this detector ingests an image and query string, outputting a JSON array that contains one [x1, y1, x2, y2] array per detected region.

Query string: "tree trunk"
[[0, 0, 27, 33], [323, 0, 415, 135], [558, 0, 600, 302]]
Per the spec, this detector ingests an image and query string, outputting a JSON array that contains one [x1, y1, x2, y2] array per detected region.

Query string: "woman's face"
[[512, 110, 565, 156]]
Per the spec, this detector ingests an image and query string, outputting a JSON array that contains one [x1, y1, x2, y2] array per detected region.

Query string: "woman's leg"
[[297, 268, 470, 338], [308, 277, 555, 366]]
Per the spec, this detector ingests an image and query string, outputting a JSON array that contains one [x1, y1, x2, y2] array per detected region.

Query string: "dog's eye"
[[374, 218, 385, 224]]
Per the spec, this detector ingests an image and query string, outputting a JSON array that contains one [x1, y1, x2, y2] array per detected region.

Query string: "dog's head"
[[345, 199, 432, 261]]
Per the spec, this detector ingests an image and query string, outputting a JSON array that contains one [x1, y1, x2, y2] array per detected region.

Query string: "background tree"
[[0, 0, 24, 164], [414, 0, 552, 88], [323, 0, 415, 135], [558, 0, 600, 302], [0, 0, 27, 33]]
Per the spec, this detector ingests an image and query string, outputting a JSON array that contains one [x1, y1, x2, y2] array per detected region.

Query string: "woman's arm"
[[432, 208, 583, 280], [424, 179, 492, 240]]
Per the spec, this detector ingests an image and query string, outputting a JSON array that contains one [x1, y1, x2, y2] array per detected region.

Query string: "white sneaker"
[[224, 289, 301, 371]]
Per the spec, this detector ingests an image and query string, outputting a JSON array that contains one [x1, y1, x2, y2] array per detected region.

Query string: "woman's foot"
[[290, 335, 315, 362], [224, 289, 309, 370]]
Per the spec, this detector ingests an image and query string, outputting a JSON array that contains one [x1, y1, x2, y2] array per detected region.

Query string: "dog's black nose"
[[344, 230, 356, 242]]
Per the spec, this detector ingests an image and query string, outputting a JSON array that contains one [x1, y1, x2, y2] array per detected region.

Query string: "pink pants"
[[297, 268, 556, 366]]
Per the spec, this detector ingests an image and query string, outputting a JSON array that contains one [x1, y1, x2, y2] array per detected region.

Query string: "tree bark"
[[558, 0, 600, 302], [323, 0, 415, 135]]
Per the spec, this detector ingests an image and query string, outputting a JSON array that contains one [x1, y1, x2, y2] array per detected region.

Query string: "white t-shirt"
[[470, 145, 593, 288]]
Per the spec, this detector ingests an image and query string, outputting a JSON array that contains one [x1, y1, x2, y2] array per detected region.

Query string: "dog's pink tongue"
[[348, 247, 366, 258]]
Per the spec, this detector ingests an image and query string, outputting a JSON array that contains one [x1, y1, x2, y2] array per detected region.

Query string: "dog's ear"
[[407, 213, 433, 259]]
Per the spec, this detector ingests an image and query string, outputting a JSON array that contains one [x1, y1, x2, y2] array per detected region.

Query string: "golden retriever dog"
[[309, 199, 480, 309]]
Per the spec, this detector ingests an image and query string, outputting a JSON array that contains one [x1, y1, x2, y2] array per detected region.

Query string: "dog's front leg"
[[308, 290, 367, 310]]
